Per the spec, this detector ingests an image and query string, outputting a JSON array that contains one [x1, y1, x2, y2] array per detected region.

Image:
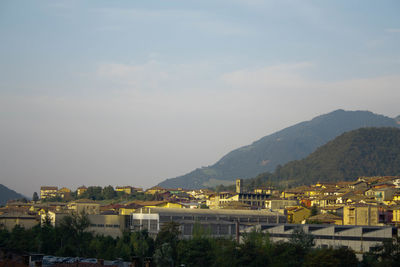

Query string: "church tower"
[[236, 178, 243, 194]]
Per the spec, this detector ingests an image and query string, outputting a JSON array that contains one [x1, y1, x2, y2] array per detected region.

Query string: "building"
[[67, 200, 100, 215], [88, 214, 127, 238], [0, 214, 39, 230], [58, 187, 71, 199], [343, 205, 381, 226], [286, 206, 311, 224], [265, 199, 298, 210], [247, 224, 397, 259], [77, 186, 88, 196], [129, 207, 286, 238], [40, 186, 58, 199], [40, 211, 127, 238], [306, 213, 343, 225], [41, 211, 69, 227], [236, 179, 243, 194], [116, 186, 134, 195]]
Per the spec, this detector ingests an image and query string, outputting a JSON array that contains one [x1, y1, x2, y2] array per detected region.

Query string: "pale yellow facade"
[[67, 201, 100, 215], [286, 207, 311, 224], [343, 205, 380, 226]]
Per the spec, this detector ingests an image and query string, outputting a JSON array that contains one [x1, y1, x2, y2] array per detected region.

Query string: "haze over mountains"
[[0, 184, 26, 206], [158, 110, 400, 189], [245, 127, 400, 189]]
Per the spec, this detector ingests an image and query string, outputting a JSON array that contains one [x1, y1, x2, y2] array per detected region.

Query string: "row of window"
[[158, 215, 285, 224], [90, 224, 120, 228]]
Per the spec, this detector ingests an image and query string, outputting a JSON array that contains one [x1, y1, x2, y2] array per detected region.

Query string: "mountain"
[[258, 127, 400, 187], [0, 184, 26, 206], [158, 110, 399, 189]]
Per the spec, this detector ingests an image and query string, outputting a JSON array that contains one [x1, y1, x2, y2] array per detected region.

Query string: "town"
[[2, 176, 400, 265]]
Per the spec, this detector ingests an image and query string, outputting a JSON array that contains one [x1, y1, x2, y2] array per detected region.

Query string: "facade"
[[88, 214, 127, 238], [116, 186, 134, 195], [265, 199, 298, 210], [249, 224, 397, 259], [41, 211, 69, 227], [77, 186, 88, 196], [0, 214, 39, 230], [40, 186, 58, 199], [129, 208, 286, 238], [58, 187, 71, 199], [343, 205, 381, 226], [306, 213, 343, 225], [207, 191, 270, 209], [67, 200, 100, 215], [286, 206, 311, 224]]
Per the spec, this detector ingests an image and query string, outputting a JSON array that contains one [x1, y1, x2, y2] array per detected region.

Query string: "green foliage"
[[32, 192, 39, 202], [80, 186, 104, 200], [304, 247, 358, 267], [289, 227, 315, 251], [102, 185, 116, 199], [0, 219, 363, 266], [311, 205, 318, 216], [243, 127, 400, 190], [362, 236, 400, 267], [177, 237, 214, 267]]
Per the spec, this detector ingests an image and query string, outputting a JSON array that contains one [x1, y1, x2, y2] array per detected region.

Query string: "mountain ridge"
[[252, 127, 400, 187], [0, 184, 26, 206], [158, 110, 399, 189]]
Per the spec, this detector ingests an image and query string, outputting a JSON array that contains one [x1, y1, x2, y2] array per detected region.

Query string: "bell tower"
[[236, 178, 243, 193]]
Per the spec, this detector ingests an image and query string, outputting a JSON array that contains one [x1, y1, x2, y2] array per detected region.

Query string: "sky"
[[0, 0, 399, 197]]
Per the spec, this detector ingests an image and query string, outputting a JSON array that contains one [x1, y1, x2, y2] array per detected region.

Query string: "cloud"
[[220, 62, 315, 91], [385, 28, 400, 33]]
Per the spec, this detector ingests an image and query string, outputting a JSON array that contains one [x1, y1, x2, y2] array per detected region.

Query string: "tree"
[[238, 230, 272, 267], [310, 205, 318, 216], [32, 192, 39, 202], [102, 185, 116, 199], [304, 247, 358, 267], [130, 230, 154, 265], [154, 222, 181, 266], [289, 227, 315, 250], [58, 211, 91, 256]]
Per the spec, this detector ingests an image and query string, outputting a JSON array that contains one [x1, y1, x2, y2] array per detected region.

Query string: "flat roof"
[[137, 207, 283, 216]]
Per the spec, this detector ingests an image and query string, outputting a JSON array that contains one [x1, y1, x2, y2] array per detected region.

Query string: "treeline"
[[1, 213, 400, 267], [41, 185, 156, 202]]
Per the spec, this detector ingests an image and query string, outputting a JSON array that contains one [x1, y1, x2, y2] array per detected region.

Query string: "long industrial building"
[[129, 207, 286, 238], [245, 223, 397, 258]]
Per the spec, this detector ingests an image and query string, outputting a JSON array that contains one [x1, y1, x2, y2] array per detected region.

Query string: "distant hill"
[[0, 184, 26, 206], [249, 127, 400, 188], [158, 110, 399, 189]]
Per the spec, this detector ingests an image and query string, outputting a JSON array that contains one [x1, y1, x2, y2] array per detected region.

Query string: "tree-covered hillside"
[[159, 110, 399, 189], [244, 127, 400, 189], [0, 184, 26, 205]]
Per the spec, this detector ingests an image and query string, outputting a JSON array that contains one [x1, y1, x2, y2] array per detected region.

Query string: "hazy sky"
[[1, 0, 399, 197]]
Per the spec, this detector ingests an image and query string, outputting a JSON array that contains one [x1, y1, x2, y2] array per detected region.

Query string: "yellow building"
[[343, 205, 380, 226], [88, 214, 126, 238], [145, 186, 167, 195], [286, 206, 311, 224], [306, 213, 343, 225], [116, 186, 134, 195], [392, 208, 400, 225], [77, 186, 88, 196], [58, 187, 71, 199], [0, 215, 39, 230], [40, 186, 58, 199]]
